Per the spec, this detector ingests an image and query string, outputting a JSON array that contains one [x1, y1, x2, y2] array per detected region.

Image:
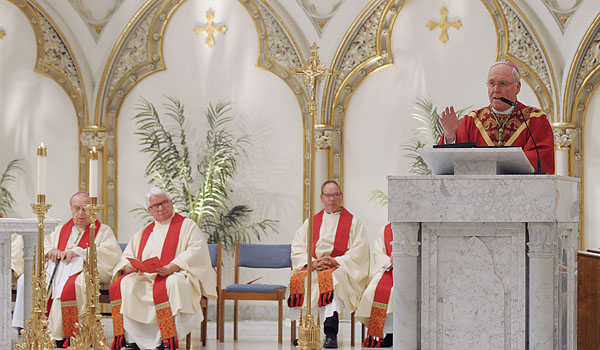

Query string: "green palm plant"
[[0, 159, 23, 217], [404, 97, 469, 175], [132, 97, 278, 254], [369, 97, 469, 205]]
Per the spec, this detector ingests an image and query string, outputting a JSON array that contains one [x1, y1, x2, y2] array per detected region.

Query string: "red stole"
[[288, 208, 353, 308], [109, 213, 184, 350], [364, 223, 394, 347], [50, 219, 100, 343]]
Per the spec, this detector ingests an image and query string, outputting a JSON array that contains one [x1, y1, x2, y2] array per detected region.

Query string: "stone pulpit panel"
[[388, 175, 579, 350]]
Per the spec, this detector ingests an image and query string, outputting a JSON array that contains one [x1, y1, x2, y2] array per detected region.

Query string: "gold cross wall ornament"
[[0, 29, 6, 39], [193, 10, 227, 48], [426, 7, 462, 43]]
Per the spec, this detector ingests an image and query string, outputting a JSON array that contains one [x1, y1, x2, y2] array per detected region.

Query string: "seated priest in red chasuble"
[[438, 60, 555, 174], [43, 191, 122, 348], [288, 180, 370, 349], [356, 223, 394, 348], [109, 187, 217, 350]]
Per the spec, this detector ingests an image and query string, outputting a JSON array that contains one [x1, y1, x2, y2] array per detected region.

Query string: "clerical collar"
[[492, 105, 514, 115], [325, 208, 342, 214]]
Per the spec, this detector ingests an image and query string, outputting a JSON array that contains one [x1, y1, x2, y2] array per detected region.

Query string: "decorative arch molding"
[[95, 0, 185, 230], [483, 0, 559, 124], [562, 13, 600, 246], [323, 0, 406, 188], [240, 0, 406, 218], [8, 0, 89, 154], [237, 0, 312, 217]]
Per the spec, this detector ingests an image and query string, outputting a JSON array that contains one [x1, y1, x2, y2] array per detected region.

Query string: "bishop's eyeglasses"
[[486, 81, 516, 88]]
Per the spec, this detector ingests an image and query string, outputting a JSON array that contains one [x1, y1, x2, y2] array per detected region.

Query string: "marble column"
[[0, 232, 10, 350], [527, 222, 557, 350], [0, 217, 60, 348], [391, 222, 420, 350]]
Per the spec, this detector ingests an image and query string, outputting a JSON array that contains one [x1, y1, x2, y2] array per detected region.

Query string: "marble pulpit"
[[388, 151, 579, 350], [0, 218, 60, 349]]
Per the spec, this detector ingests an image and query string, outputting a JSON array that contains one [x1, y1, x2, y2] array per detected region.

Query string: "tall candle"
[[89, 147, 98, 198], [36, 143, 47, 195]]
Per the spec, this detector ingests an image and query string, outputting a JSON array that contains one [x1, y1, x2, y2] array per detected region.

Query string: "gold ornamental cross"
[[426, 7, 462, 43], [193, 11, 227, 48]]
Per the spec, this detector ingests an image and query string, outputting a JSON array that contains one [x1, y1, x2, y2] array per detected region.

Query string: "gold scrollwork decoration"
[[94, 0, 185, 230], [0, 29, 6, 39], [561, 13, 600, 248], [323, 0, 407, 188]]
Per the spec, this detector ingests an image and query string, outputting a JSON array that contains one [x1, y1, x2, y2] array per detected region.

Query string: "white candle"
[[36, 143, 47, 195], [89, 147, 98, 198]]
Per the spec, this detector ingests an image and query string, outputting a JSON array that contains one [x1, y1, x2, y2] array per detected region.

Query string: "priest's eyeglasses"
[[149, 199, 171, 210], [322, 193, 341, 199], [486, 81, 516, 88]]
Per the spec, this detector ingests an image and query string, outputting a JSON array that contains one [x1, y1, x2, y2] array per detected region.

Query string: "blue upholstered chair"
[[201, 242, 222, 346], [218, 243, 292, 344]]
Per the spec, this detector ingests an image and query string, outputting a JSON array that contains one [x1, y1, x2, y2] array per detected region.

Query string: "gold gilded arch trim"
[[96, 0, 185, 230], [238, 0, 312, 219], [323, 0, 406, 188], [562, 13, 600, 247], [483, 0, 559, 123], [238, 0, 406, 219], [8, 0, 89, 186]]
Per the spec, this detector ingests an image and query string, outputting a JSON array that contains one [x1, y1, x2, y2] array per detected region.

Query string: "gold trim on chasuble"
[[472, 107, 546, 146]]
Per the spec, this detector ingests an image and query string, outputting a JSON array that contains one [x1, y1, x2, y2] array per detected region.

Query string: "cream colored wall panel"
[[0, 1, 78, 223], [583, 93, 600, 250]]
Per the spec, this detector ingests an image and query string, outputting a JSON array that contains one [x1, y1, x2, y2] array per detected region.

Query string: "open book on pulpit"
[[419, 144, 534, 175], [127, 256, 163, 273]]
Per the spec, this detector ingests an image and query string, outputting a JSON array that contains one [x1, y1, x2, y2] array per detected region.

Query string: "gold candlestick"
[[16, 194, 54, 350], [294, 43, 335, 350], [69, 196, 109, 349]]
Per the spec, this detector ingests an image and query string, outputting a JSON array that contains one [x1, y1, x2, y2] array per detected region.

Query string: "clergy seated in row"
[[15, 191, 122, 348], [356, 223, 394, 348], [288, 180, 370, 349], [109, 187, 217, 350], [438, 60, 555, 174]]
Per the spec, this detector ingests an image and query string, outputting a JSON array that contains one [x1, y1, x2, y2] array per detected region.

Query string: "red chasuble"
[[50, 219, 100, 345], [288, 208, 353, 308], [110, 213, 184, 350], [439, 103, 555, 174], [364, 223, 394, 347]]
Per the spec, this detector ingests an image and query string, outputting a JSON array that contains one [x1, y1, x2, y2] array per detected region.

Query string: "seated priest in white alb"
[[288, 180, 370, 349], [44, 190, 121, 348], [356, 223, 394, 348], [109, 187, 217, 350], [11, 232, 25, 331]]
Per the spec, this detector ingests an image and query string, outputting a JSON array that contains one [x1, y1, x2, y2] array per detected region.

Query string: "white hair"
[[489, 61, 520, 83], [145, 187, 171, 207]]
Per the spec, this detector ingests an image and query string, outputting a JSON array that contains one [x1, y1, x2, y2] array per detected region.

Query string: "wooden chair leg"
[[291, 320, 296, 345], [233, 300, 238, 340], [186, 333, 191, 350], [218, 295, 225, 342], [361, 323, 365, 344], [215, 293, 220, 341], [351, 311, 355, 347], [201, 298, 207, 346], [278, 299, 283, 344]]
